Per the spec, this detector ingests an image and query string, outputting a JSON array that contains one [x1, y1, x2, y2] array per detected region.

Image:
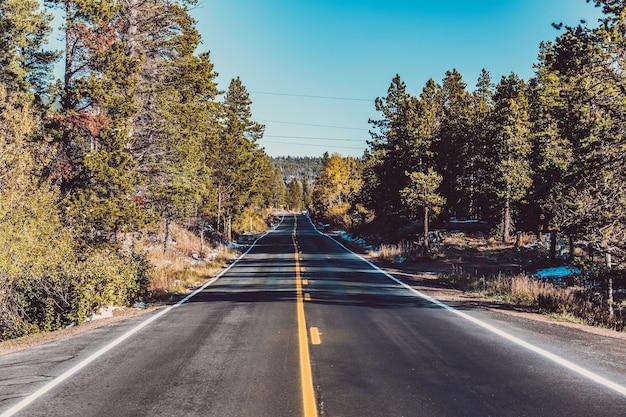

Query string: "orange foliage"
[[54, 108, 111, 138], [74, 21, 120, 53]]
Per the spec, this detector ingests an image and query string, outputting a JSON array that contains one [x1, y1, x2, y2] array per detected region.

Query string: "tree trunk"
[[200, 219, 205, 254], [502, 192, 511, 243], [163, 217, 172, 253], [423, 206, 430, 252], [217, 190, 222, 234], [538, 214, 546, 242], [568, 234, 575, 263], [549, 229, 557, 260], [63, 3, 72, 110]]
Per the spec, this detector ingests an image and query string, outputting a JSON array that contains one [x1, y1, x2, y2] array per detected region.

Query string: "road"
[[1, 214, 625, 416]]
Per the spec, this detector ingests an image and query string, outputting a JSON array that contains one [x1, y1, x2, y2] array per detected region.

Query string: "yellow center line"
[[293, 216, 318, 417]]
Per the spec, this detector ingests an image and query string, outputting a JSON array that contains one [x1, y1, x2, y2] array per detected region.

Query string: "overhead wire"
[[250, 89, 374, 152], [264, 134, 365, 143], [262, 140, 365, 151], [250, 91, 373, 102], [258, 119, 368, 131]]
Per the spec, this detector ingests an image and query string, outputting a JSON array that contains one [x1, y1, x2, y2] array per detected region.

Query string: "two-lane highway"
[[1, 215, 626, 416]]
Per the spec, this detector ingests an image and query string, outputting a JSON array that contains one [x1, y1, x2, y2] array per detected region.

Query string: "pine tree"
[[47, 0, 146, 244], [400, 78, 445, 249], [489, 73, 532, 242], [301, 177, 312, 210], [151, 52, 220, 249], [410, 78, 442, 172], [123, 0, 201, 173], [0, 0, 57, 104], [286, 179, 303, 212], [366, 74, 418, 217], [210, 77, 266, 237], [466, 69, 494, 220], [535, 5, 626, 260], [435, 69, 472, 219], [401, 169, 445, 250], [527, 42, 571, 239], [272, 167, 286, 210]]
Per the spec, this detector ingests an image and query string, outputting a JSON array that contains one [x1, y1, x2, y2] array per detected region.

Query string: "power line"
[[259, 119, 368, 131], [250, 91, 373, 102], [264, 134, 366, 143], [259, 120, 368, 132], [262, 140, 365, 151]]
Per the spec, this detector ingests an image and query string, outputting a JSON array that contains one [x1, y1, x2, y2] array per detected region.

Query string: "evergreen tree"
[[400, 169, 445, 250], [0, 0, 57, 104], [410, 78, 442, 172], [466, 69, 494, 220], [528, 41, 570, 238], [301, 177, 312, 210], [535, 5, 626, 257], [210, 76, 266, 238], [400, 78, 445, 249], [123, 0, 202, 175], [435, 69, 472, 219], [48, 0, 145, 244], [152, 51, 219, 249], [271, 167, 286, 210], [365, 74, 417, 217], [286, 179, 303, 212], [489, 73, 532, 242]]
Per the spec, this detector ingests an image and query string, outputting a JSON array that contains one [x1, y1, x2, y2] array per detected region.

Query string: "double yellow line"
[[292, 216, 318, 417]]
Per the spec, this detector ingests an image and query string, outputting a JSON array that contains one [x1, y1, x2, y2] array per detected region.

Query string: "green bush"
[[0, 251, 151, 341], [67, 251, 151, 323]]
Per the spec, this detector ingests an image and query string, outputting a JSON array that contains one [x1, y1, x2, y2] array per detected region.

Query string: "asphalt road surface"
[[1, 215, 625, 416]]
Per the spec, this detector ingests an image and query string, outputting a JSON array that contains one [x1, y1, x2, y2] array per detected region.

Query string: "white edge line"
[[0, 216, 285, 417], [306, 216, 626, 398]]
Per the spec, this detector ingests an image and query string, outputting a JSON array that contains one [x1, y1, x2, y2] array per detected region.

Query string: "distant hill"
[[271, 156, 323, 184]]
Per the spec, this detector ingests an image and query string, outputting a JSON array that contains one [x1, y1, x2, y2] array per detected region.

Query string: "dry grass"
[[440, 268, 626, 331], [442, 233, 471, 247], [369, 242, 416, 262], [137, 223, 237, 296]]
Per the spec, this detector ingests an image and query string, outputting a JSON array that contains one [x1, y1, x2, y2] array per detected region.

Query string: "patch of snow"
[[336, 231, 373, 251], [86, 306, 120, 322]]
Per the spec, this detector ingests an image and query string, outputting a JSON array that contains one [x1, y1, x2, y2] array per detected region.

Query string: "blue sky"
[[191, 2, 602, 158]]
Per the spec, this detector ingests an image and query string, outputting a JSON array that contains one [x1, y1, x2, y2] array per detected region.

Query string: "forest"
[[3, 0, 626, 340], [311, 1, 626, 271], [0, 0, 279, 339]]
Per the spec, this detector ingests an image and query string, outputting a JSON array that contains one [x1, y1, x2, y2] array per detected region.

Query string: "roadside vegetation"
[[361, 232, 626, 332], [306, 1, 626, 333], [0, 0, 280, 341], [440, 267, 626, 331]]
